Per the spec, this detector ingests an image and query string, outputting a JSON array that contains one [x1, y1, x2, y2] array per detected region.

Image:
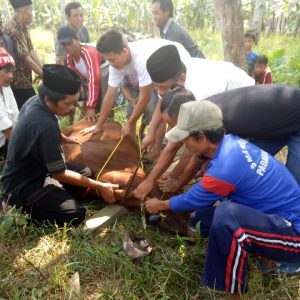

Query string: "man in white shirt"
[[0, 47, 18, 160], [80, 30, 191, 141], [134, 45, 254, 200]]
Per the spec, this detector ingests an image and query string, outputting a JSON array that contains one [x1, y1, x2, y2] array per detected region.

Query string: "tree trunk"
[[213, 0, 247, 71], [251, 0, 266, 34], [60, 0, 66, 26]]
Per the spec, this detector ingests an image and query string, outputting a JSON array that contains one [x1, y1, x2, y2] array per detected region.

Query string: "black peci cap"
[[146, 45, 183, 83], [43, 64, 81, 95], [9, 0, 32, 10]]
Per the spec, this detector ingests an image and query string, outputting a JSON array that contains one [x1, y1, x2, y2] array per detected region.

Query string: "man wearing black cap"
[[141, 44, 254, 152], [134, 45, 254, 199], [5, 0, 42, 109], [1, 64, 118, 226]]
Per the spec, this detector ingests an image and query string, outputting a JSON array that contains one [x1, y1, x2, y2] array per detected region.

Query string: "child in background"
[[245, 30, 258, 75], [253, 55, 272, 85]]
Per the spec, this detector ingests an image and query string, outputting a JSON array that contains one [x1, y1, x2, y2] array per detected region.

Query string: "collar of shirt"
[[162, 18, 173, 37]]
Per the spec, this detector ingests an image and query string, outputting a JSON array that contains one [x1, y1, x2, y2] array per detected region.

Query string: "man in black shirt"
[[134, 85, 300, 199], [1, 64, 118, 226]]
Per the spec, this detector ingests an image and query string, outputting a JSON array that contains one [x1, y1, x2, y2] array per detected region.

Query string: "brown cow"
[[62, 119, 190, 235]]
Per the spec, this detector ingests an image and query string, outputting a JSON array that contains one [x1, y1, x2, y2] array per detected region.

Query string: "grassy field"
[[1, 29, 300, 299]]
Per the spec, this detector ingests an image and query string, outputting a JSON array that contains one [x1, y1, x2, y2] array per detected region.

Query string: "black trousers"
[[12, 87, 36, 110], [23, 163, 91, 227], [0, 141, 8, 161]]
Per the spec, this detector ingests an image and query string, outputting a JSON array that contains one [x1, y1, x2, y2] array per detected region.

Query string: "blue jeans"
[[250, 131, 300, 185]]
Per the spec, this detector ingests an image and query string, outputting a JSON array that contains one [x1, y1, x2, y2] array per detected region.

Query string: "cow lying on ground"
[[62, 119, 190, 235]]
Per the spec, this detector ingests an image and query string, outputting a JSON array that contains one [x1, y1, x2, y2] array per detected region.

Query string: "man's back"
[[184, 58, 254, 100], [208, 85, 300, 139]]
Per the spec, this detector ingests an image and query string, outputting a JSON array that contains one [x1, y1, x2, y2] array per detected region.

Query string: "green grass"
[[1, 28, 300, 299], [1, 210, 299, 299]]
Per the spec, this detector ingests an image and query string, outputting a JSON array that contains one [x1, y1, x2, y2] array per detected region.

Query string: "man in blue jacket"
[[145, 100, 300, 299]]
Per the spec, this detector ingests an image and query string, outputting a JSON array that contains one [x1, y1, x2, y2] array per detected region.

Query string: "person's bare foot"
[[260, 257, 276, 269]]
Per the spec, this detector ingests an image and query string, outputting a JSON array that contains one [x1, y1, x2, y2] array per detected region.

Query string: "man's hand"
[[85, 108, 98, 122], [128, 98, 137, 107], [63, 135, 82, 145], [144, 197, 169, 214], [157, 175, 180, 193], [80, 125, 102, 136], [97, 182, 119, 204], [133, 179, 155, 201], [121, 122, 135, 137], [142, 132, 155, 150], [2, 201, 12, 215]]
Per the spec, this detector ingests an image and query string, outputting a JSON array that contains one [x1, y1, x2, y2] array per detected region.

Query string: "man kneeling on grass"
[[145, 100, 300, 299], [1, 64, 118, 226]]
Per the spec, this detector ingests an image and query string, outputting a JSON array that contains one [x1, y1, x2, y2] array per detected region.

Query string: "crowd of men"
[[1, 0, 300, 299]]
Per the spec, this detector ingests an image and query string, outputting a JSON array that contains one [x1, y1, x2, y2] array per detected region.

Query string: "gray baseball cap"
[[165, 101, 223, 143], [57, 26, 78, 44]]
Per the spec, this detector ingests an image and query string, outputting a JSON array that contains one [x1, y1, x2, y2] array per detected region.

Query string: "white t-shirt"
[[108, 39, 191, 88], [74, 56, 88, 78], [184, 58, 255, 100], [0, 86, 19, 147]]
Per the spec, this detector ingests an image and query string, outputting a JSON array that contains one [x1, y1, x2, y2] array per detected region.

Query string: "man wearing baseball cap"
[[1, 64, 118, 226], [57, 26, 105, 122], [145, 101, 300, 299], [0, 47, 18, 161]]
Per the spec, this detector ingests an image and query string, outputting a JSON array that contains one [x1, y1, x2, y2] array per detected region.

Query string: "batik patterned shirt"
[[5, 17, 34, 89]]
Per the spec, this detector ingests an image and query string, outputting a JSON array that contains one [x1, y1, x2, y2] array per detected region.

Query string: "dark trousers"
[[12, 87, 36, 110], [0, 141, 8, 161], [23, 163, 91, 227], [191, 202, 300, 294]]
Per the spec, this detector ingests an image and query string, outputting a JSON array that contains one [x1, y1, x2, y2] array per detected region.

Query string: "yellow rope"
[[95, 136, 124, 197]]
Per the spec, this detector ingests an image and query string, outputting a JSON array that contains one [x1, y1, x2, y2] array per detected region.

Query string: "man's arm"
[[29, 49, 42, 68], [2, 127, 13, 140], [80, 85, 117, 135], [142, 98, 163, 150], [122, 84, 152, 136], [24, 54, 43, 76], [158, 155, 208, 193], [133, 140, 182, 200], [121, 87, 137, 105], [52, 169, 119, 203], [146, 175, 221, 214], [56, 55, 65, 65]]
